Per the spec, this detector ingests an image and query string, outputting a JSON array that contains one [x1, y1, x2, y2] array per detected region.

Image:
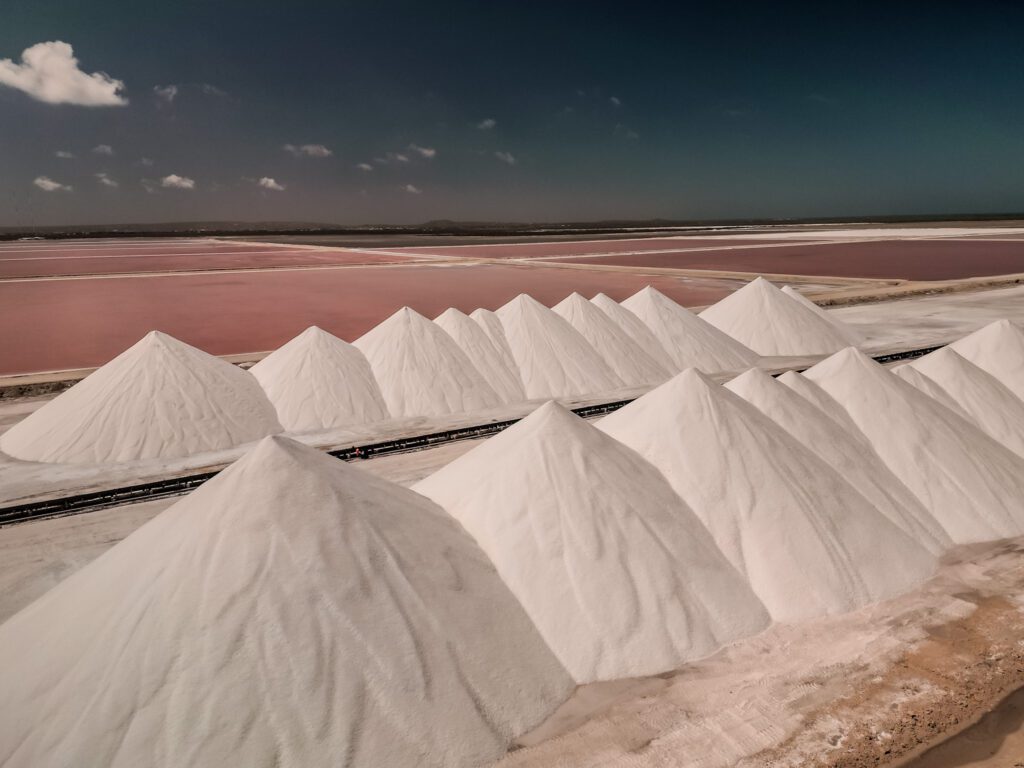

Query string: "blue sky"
[[2, 1, 1023, 226]]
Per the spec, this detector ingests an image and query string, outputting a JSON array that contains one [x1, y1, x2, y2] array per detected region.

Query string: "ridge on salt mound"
[[892, 364, 973, 420], [469, 308, 523, 383], [776, 370, 867, 439], [780, 285, 863, 345], [804, 348, 1024, 544], [725, 368, 950, 554], [354, 307, 502, 418], [495, 294, 624, 399], [414, 402, 770, 682], [0, 436, 572, 768], [621, 286, 758, 373], [590, 292, 677, 370], [699, 277, 855, 356], [597, 369, 936, 622], [553, 293, 670, 386], [435, 308, 525, 403], [0, 331, 281, 465], [249, 326, 390, 432], [949, 319, 1024, 401], [902, 347, 1024, 458]]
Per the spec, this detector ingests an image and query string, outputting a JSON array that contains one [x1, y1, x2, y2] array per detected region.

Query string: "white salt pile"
[[0, 331, 281, 465], [469, 307, 524, 385], [621, 286, 758, 372], [354, 307, 502, 418], [590, 292, 677, 370], [804, 348, 1024, 544], [781, 284, 863, 344], [725, 368, 950, 554], [0, 436, 572, 768], [553, 293, 670, 386], [900, 347, 1024, 458], [414, 402, 770, 682], [776, 369, 866, 437], [434, 308, 526, 403], [249, 326, 390, 432], [598, 369, 937, 622], [495, 294, 624, 399], [891, 364, 973, 420], [699, 277, 856, 355], [949, 319, 1024, 401]]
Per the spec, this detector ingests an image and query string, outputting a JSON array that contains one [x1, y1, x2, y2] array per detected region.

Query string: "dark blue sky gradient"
[[2, 1, 1023, 225]]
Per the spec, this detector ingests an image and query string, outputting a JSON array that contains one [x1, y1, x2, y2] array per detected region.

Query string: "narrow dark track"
[[0, 345, 942, 527]]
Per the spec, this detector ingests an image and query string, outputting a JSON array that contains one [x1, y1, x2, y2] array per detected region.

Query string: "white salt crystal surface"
[[949, 319, 1024, 401], [0, 436, 572, 768], [354, 306, 502, 418], [781, 284, 863, 344], [0, 331, 281, 465], [776, 370, 867, 438], [892, 364, 974, 420], [434, 308, 526, 403], [249, 326, 390, 432], [804, 348, 1024, 544], [415, 402, 770, 682], [553, 293, 670, 386], [589, 292, 677, 370], [598, 369, 937, 622]]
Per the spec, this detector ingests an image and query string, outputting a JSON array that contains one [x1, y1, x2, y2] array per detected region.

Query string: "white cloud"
[[610, 96, 621, 107], [495, 151, 516, 165], [153, 84, 178, 103], [283, 143, 332, 158], [356, 162, 373, 171], [409, 143, 437, 159], [200, 83, 227, 97], [54, 150, 74, 159], [403, 184, 422, 194], [161, 174, 195, 190], [477, 117, 496, 130], [95, 172, 118, 188], [257, 176, 285, 191], [33, 176, 72, 192], [139, 157, 154, 166], [0, 41, 127, 106], [92, 144, 113, 155], [141, 179, 157, 194]]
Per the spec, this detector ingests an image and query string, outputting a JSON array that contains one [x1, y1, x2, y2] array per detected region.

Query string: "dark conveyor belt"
[[0, 344, 943, 526]]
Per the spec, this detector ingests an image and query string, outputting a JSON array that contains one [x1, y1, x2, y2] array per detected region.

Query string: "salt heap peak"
[[902, 347, 1024, 458], [470, 307, 522, 378], [700, 277, 856, 356], [495, 294, 624, 399], [776, 370, 867, 438], [725, 368, 950, 554], [249, 326, 390, 432], [780, 285, 863, 345], [0, 331, 282, 465], [804, 347, 1024, 543], [597, 369, 936, 622], [553, 293, 670, 386], [354, 306, 502, 418], [621, 286, 759, 372], [949, 319, 1024, 401], [414, 401, 770, 682], [590, 292, 677, 370], [435, 308, 525, 403], [892, 364, 973, 420], [0, 435, 572, 768]]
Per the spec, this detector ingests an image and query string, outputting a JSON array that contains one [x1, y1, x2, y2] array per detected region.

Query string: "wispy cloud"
[[54, 150, 74, 159], [495, 151, 516, 165], [0, 41, 127, 106], [356, 162, 373, 171], [408, 143, 437, 159], [257, 176, 285, 191], [614, 123, 639, 140], [92, 144, 114, 155], [153, 84, 178, 103], [609, 96, 621, 107], [477, 118, 496, 130], [33, 176, 72, 192], [95, 172, 118, 188], [403, 183, 422, 194], [374, 152, 409, 165], [283, 143, 332, 158], [139, 157, 154, 167], [161, 174, 195, 190]]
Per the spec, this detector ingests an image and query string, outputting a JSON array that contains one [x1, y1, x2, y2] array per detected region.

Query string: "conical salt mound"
[[892, 364, 973, 420], [949, 319, 1024, 401], [902, 347, 1024, 457], [0, 436, 572, 768], [776, 370, 867, 438], [699, 277, 856, 355], [470, 307, 522, 382], [434, 308, 525, 403], [590, 292, 677, 370], [725, 368, 950, 554], [781, 285, 863, 344], [249, 326, 390, 432], [804, 348, 1024, 543], [553, 293, 670, 386], [0, 331, 282, 464], [621, 286, 758, 372], [414, 402, 770, 682], [495, 294, 624, 399], [354, 307, 502, 418], [597, 369, 937, 622]]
